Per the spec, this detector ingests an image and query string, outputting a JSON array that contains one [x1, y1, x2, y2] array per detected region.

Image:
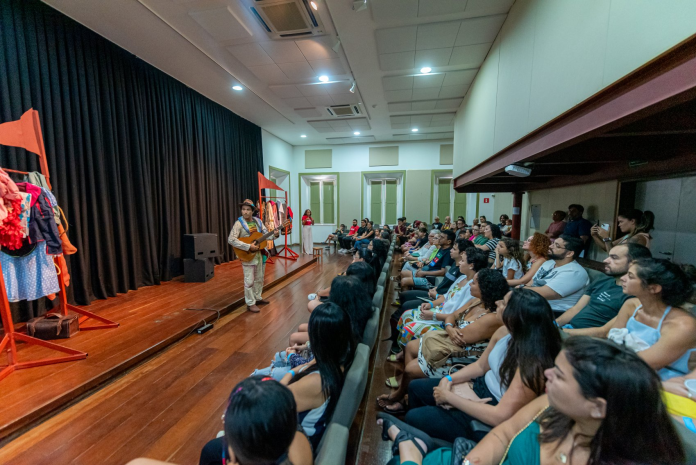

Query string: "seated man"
[[339, 218, 365, 253], [526, 234, 589, 316], [398, 230, 455, 291], [556, 243, 652, 329]]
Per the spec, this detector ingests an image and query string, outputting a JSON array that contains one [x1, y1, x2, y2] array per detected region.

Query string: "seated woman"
[[591, 208, 654, 252], [398, 231, 455, 292], [401, 289, 561, 443], [401, 229, 434, 264], [353, 221, 375, 251], [377, 269, 509, 414], [325, 223, 346, 244], [379, 336, 684, 465], [401, 228, 428, 254], [394, 248, 489, 350], [371, 237, 389, 271], [197, 376, 313, 465], [282, 302, 355, 450], [280, 275, 372, 362], [307, 248, 375, 310], [567, 258, 696, 380], [474, 223, 501, 264], [506, 233, 549, 287], [492, 237, 526, 280]]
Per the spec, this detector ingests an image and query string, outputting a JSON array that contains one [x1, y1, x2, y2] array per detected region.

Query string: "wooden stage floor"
[[0, 249, 316, 448]]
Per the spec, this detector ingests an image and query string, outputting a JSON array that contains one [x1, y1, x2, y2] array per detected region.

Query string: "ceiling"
[[43, 0, 514, 146]]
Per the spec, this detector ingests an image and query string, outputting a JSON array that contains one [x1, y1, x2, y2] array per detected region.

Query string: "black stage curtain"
[[0, 0, 263, 321]]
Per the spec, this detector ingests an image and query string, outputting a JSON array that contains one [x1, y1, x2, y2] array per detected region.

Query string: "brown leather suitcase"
[[26, 312, 79, 339]]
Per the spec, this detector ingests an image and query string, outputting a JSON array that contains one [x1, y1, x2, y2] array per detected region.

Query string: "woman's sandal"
[[377, 412, 434, 457], [386, 353, 402, 363], [385, 376, 399, 388], [376, 395, 407, 414]]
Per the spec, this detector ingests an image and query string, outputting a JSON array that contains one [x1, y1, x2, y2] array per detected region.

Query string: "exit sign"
[[483, 198, 490, 203]]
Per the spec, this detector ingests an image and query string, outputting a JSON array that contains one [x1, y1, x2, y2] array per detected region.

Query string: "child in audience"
[[401, 289, 561, 443], [568, 258, 696, 381], [501, 219, 513, 237], [378, 337, 684, 465], [197, 377, 313, 465], [492, 237, 526, 280], [377, 269, 509, 414], [506, 233, 549, 287]]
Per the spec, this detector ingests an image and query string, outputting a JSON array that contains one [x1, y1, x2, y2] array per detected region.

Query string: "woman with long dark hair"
[[301, 209, 314, 255], [591, 208, 655, 251], [379, 337, 684, 465], [400, 288, 561, 443], [281, 302, 355, 450], [371, 236, 388, 270]]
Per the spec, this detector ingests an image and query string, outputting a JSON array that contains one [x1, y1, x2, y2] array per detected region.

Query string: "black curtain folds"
[[0, 0, 263, 319]]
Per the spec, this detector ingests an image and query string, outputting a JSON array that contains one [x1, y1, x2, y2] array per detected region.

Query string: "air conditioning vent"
[[250, 0, 325, 39], [326, 105, 361, 117]]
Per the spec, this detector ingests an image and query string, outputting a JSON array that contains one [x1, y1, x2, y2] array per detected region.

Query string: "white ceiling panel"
[[375, 26, 418, 54], [248, 64, 290, 83], [370, 0, 419, 22], [330, 93, 360, 104], [296, 38, 338, 61], [388, 102, 413, 112], [411, 114, 433, 124], [438, 85, 468, 98], [309, 58, 346, 76], [426, 132, 455, 139], [297, 84, 330, 97], [269, 85, 303, 98], [277, 61, 316, 80], [432, 113, 456, 122], [416, 22, 461, 50], [283, 97, 312, 108], [309, 121, 331, 128], [442, 69, 478, 86], [411, 100, 437, 110], [383, 76, 414, 91], [329, 120, 351, 129], [380, 51, 416, 71], [226, 43, 274, 67], [466, 0, 515, 13], [307, 95, 336, 106], [385, 89, 413, 102], [456, 15, 507, 46], [295, 108, 323, 117], [391, 115, 410, 123], [418, 0, 470, 17], [435, 98, 464, 109], [413, 73, 445, 88], [415, 48, 453, 68], [412, 87, 442, 100], [449, 43, 491, 67], [259, 41, 306, 64], [188, 7, 251, 41]]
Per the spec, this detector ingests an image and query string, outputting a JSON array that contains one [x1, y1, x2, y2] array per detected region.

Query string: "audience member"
[[398, 230, 455, 292], [471, 225, 486, 246], [325, 223, 345, 245], [376, 269, 509, 414], [474, 222, 501, 262], [501, 219, 513, 237], [545, 210, 567, 242], [353, 221, 375, 250], [506, 233, 549, 287], [453, 218, 466, 238], [431, 217, 443, 230], [527, 235, 589, 315], [402, 289, 561, 443], [556, 243, 652, 329], [306, 259, 375, 314], [472, 218, 479, 228], [460, 228, 472, 241], [563, 204, 593, 256], [591, 208, 654, 252], [339, 218, 365, 254], [401, 230, 437, 266], [497, 214, 509, 228], [441, 216, 452, 230], [569, 258, 696, 381], [492, 237, 526, 280], [380, 337, 685, 465], [198, 377, 312, 465]]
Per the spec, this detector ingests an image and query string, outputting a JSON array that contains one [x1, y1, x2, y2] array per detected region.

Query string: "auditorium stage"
[[0, 250, 316, 444]]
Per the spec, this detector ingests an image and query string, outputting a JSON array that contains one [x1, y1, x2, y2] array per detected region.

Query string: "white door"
[[635, 176, 696, 266]]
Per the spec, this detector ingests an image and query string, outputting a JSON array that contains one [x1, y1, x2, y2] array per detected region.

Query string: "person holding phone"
[[591, 208, 654, 252]]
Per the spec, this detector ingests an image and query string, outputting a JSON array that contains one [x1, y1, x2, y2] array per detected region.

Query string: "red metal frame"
[[258, 174, 297, 262]]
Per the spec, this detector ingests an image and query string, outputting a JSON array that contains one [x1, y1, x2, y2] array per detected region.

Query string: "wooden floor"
[[0, 248, 316, 445]]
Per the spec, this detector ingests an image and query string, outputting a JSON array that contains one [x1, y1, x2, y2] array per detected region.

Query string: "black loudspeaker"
[[184, 233, 218, 259], [184, 258, 214, 283]]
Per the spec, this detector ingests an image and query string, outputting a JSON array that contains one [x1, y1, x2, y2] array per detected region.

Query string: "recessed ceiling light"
[[310, 1, 318, 10], [354, 131, 360, 135], [318, 75, 329, 82], [411, 128, 419, 132], [420, 67, 432, 74], [232, 85, 243, 91], [301, 135, 307, 138]]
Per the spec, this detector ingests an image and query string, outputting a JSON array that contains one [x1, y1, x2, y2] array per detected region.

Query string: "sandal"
[[386, 353, 402, 363], [385, 376, 399, 388], [383, 401, 406, 415], [377, 412, 435, 457]]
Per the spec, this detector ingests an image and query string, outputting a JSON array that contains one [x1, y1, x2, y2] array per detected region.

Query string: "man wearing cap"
[[228, 199, 279, 313]]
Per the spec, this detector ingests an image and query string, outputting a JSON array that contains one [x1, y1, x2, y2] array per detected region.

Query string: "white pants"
[[302, 225, 313, 254], [242, 252, 265, 306]]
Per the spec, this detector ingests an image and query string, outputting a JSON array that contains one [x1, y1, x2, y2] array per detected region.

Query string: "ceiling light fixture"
[[318, 75, 329, 82], [420, 67, 432, 74], [310, 1, 318, 10], [411, 128, 419, 132], [232, 85, 243, 91], [349, 82, 356, 93], [354, 131, 360, 135], [301, 135, 307, 138]]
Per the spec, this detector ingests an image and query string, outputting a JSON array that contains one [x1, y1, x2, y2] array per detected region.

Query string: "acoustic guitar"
[[233, 219, 292, 261]]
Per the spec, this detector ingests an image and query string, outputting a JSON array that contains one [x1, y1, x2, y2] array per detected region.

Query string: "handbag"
[[26, 312, 79, 339], [452, 437, 478, 465]]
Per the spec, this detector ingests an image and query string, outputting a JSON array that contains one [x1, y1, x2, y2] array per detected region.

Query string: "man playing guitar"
[[228, 199, 280, 313]]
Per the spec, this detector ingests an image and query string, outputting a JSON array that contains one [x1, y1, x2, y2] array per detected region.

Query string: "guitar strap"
[[237, 216, 265, 235]]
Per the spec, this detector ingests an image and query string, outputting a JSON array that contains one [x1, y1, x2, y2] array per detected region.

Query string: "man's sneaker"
[[308, 293, 317, 301]]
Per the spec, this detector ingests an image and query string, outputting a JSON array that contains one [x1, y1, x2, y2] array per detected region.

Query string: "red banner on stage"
[[258, 172, 283, 192]]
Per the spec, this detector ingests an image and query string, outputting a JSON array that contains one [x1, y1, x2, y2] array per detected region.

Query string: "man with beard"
[[526, 234, 589, 315], [556, 243, 652, 329]]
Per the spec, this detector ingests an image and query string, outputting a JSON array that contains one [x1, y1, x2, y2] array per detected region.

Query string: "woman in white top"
[[591, 208, 654, 252], [492, 237, 526, 280]]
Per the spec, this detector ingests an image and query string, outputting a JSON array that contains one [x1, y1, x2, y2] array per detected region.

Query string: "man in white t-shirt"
[[528, 234, 589, 314]]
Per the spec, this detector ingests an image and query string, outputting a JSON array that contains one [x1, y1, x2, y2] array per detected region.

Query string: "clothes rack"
[[257, 172, 298, 261]]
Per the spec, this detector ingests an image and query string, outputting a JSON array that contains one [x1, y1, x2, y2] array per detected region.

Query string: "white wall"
[[261, 130, 294, 247], [453, 0, 696, 177]]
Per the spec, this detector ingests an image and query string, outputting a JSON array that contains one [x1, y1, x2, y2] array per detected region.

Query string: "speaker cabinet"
[[184, 233, 218, 259], [184, 258, 214, 283]]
